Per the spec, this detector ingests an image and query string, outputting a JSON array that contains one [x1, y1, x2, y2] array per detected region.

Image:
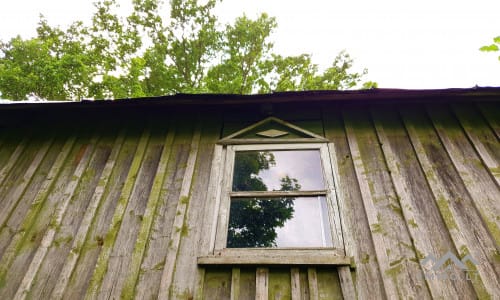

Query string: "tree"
[[0, 0, 375, 100], [480, 36, 500, 62]]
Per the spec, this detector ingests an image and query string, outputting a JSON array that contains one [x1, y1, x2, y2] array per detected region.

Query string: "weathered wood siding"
[[0, 100, 498, 299]]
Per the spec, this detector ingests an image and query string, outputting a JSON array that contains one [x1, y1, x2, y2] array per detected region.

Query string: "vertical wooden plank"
[[61, 126, 144, 299], [316, 268, 343, 300], [319, 144, 343, 249], [170, 116, 221, 299], [476, 102, 500, 139], [0, 135, 76, 298], [451, 104, 500, 186], [231, 267, 240, 300], [343, 108, 430, 299], [0, 137, 64, 258], [0, 137, 29, 188], [134, 125, 192, 299], [268, 268, 291, 300], [325, 140, 356, 300], [239, 267, 256, 300], [0, 138, 52, 229], [290, 268, 301, 300], [214, 146, 235, 251], [203, 267, 232, 300], [322, 107, 385, 300], [14, 135, 100, 299], [256, 267, 269, 300], [119, 127, 176, 299], [97, 126, 165, 299], [83, 127, 151, 300], [401, 106, 499, 298], [205, 144, 224, 254], [50, 130, 126, 299], [307, 268, 319, 300], [372, 106, 476, 299], [157, 122, 201, 299], [195, 143, 223, 300], [426, 105, 500, 246], [299, 269, 310, 300]]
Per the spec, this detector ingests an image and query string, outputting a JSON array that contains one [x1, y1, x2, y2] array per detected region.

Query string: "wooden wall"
[[0, 100, 498, 299]]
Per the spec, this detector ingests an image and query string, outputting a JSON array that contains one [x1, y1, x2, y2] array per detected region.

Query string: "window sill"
[[197, 248, 354, 267]]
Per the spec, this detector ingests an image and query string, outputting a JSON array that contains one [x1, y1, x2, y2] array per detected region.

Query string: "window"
[[221, 144, 336, 250], [211, 117, 345, 254]]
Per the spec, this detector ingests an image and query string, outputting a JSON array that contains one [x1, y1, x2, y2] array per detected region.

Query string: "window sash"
[[214, 143, 342, 251]]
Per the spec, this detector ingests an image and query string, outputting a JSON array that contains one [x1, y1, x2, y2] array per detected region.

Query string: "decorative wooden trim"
[[319, 144, 344, 249], [206, 145, 225, 253], [214, 146, 235, 251], [220, 116, 327, 143], [229, 190, 327, 198], [231, 143, 326, 151], [218, 138, 328, 145]]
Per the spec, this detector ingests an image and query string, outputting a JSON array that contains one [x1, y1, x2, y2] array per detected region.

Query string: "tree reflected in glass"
[[228, 151, 300, 247]]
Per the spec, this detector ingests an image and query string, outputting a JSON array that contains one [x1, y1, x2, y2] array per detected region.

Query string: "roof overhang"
[[0, 87, 499, 111]]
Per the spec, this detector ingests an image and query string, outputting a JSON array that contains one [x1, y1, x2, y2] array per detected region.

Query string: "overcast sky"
[[1, 0, 499, 89]]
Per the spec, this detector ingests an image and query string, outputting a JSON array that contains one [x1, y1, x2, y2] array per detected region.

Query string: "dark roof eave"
[[1, 87, 499, 110]]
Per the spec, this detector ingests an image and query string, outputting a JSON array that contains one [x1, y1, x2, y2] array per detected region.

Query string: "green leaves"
[[480, 44, 499, 52], [480, 36, 500, 63], [0, 0, 373, 100]]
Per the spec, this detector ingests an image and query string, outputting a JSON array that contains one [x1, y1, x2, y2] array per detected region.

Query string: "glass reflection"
[[232, 150, 325, 191], [227, 197, 332, 248]]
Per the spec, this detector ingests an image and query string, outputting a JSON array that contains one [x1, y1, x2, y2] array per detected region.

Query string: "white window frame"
[[212, 142, 345, 254]]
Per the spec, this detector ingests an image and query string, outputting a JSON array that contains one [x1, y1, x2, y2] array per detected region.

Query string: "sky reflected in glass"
[[227, 196, 332, 248], [233, 150, 324, 191]]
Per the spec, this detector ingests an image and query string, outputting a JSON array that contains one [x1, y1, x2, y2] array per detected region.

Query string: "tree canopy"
[[0, 0, 375, 100]]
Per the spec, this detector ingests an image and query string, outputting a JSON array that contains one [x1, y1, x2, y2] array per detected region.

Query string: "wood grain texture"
[[170, 116, 221, 299], [157, 120, 201, 299], [476, 102, 500, 139], [372, 106, 476, 299], [452, 104, 500, 186], [14, 133, 100, 299], [134, 125, 192, 299], [256, 267, 269, 300], [50, 130, 125, 299], [230, 267, 240, 300], [83, 127, 151, 300], [307, 268, 319, 300], [401, 105, 500, 298], [0, 133, 78, 299], [343, 107, 431, 299], [268, 268, 291, 300], [322, 107, 385, 300], [426, 104, 500, 246]]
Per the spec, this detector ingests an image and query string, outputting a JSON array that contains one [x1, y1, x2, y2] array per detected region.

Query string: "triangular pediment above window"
[[219, 117, 328, 144]]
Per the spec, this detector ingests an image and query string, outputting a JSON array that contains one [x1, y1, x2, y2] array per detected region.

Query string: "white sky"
[[1, 0, 499, 89]]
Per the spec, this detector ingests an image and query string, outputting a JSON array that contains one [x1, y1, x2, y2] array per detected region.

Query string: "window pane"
[[232, 150, 325, 191], [227, 196, 332, 248]]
